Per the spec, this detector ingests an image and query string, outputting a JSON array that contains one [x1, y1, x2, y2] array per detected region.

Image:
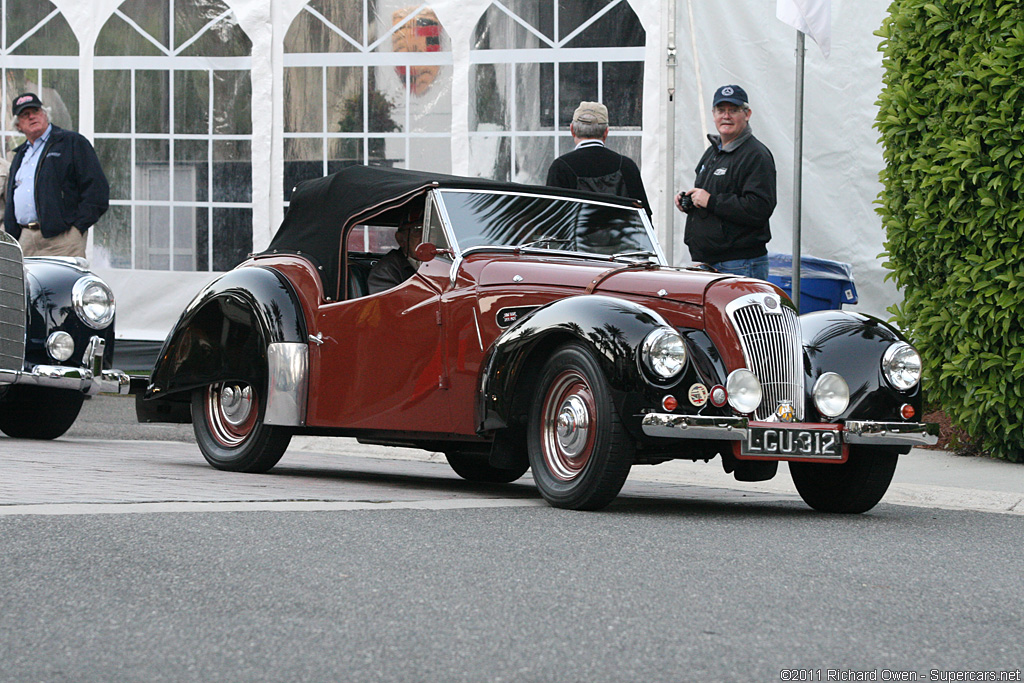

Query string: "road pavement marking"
[[0, 498, 547, 517]]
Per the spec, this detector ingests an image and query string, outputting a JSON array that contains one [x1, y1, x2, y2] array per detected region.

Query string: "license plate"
[[741, 426, 843, 459]]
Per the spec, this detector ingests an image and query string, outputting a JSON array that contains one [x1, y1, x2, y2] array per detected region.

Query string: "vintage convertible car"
[[0, 231, 130, 439], [138, 166, 937, 512]]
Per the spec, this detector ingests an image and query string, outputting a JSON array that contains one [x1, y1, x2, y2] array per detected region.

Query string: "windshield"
[[437, 190, 659, 258]]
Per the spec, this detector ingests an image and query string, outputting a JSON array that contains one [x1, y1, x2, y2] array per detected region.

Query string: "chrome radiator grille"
[[0, 233, 26, 373], [726, 293, 804, 422]]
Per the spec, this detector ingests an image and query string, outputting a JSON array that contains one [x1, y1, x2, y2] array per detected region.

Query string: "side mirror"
[[414, 242, 453, 262]]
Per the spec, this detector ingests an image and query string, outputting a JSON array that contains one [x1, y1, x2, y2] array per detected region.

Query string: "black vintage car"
[[0, 231, 129, 438], [139, 166, 938, 512]]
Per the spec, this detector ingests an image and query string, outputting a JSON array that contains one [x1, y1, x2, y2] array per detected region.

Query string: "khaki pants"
[[18, 226, 87, 258]]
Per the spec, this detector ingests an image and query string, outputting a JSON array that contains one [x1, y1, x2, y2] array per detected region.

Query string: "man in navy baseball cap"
[[675, 83, 777, 282]]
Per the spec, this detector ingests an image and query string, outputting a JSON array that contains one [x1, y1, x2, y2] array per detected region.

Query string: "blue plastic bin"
[[765, 252, 858, 313]]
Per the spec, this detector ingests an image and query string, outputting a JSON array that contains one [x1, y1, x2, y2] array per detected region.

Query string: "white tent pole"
[[665, 0, 678, 264], [792, 30, 805, 310]]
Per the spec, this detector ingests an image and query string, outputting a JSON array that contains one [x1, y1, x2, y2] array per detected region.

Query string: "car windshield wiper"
[[516, 237, 574, 251], [611, 250, 657, 262]]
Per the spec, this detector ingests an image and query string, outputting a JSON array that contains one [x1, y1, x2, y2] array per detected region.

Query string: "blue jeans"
[[708, 255, 769, 280]]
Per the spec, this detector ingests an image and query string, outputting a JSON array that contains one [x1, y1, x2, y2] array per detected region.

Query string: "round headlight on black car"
[[73, 275, 116, 329], [813, 372, 850, 418], [641, 328, 687, 381], [882, 342, 922, 391]]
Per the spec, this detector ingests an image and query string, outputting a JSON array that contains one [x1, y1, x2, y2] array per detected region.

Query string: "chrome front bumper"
[[641, 413, 940, 447], [0, 336, 130, 396]]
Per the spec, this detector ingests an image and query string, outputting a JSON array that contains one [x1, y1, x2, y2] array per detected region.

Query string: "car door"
[[305, 240, 452, 435]]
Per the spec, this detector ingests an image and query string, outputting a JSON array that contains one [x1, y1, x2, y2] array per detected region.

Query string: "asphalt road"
[[1, 395, 1021, 682]]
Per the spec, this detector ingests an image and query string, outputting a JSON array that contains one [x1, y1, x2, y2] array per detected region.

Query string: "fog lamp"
[[46, 331, 75, 362]]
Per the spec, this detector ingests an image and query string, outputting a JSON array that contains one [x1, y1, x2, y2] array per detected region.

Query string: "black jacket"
[[683, 127, 776, 263], [4, 125, 109, 240], [546, 143, 651, 216]]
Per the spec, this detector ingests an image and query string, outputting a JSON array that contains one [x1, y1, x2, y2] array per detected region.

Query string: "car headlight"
[[882, 342, 922, 391], [813, 372, 850, 418], [641, 328, 687, 380], [726, 368, 762, 414], [46, 331, 75, 362], [73, 276, 116, 329]]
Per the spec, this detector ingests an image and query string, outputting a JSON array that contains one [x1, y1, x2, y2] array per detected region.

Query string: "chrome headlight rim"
[[813, 371, 850, 418], [639, 327, 688, 383], [72, 275, 116, 330], [881, 341, 922, 392], [726, 368, 762, 415]]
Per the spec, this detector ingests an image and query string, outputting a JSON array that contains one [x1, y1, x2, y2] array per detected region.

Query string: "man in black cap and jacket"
[[4, 92, 109, 258], [676, 84, 776, 279]]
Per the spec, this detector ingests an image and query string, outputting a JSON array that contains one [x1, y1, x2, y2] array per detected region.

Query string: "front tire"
[[527, 343, 634, 510], [445, 451, 528, 483], [191, 381, 291, 473], [0, 386, 84, 439], [790, 446, 899, 513]]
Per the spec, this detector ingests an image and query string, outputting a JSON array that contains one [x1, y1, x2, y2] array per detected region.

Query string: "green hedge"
[[875, 0, 1024, 462]]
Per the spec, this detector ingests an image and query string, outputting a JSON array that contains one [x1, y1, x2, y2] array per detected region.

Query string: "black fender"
[[801, 310, 923, 423], [141, 266, 307, 413], [477, 295, 708, 441]]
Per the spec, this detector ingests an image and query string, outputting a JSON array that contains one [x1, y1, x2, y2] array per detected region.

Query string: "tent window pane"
[[470, 0, 645, 184], [283, 1, 453, 203], [94, 0, 253, 272]]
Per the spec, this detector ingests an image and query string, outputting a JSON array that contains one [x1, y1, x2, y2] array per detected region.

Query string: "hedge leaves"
[[876, 0, 1024, 461]]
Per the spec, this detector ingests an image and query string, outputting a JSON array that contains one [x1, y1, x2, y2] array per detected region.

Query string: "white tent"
[[1, 0, 897, 344]]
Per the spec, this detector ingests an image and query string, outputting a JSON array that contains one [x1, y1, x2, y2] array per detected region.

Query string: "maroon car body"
[[139, 166, 937, 511]]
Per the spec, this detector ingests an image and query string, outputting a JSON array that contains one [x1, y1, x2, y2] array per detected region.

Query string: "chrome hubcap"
[[219, 384, 253, 427], [555, 395, 590, 458], [206, 383, 258, 448], [541, 371, 596, 481]]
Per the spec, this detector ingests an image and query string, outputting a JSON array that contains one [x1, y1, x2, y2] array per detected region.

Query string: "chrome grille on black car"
[[0, 232, 26, 373], [726, 293, 804, 422]]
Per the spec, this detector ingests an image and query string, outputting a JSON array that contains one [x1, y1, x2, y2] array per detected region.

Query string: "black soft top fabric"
[[262, 164, 642, 300]]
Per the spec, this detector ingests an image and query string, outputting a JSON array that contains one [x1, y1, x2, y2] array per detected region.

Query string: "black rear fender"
[[141, 267, 308, 410]]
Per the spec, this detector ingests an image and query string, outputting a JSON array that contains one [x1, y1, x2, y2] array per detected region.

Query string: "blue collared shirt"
[[13, 124, 52, 225]]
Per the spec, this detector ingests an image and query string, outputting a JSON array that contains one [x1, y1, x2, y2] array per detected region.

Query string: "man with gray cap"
[[4, 92, 109, 258], [546, 101, 650, 216], [675, 84, 776, 279]]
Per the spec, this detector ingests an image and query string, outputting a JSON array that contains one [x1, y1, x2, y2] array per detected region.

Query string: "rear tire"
[[0, 386, 84, 439], [191, 381, 291, 473], [444, 451, 528, 483], [790, 446, 898, 513], [527, 343, 634, 510]]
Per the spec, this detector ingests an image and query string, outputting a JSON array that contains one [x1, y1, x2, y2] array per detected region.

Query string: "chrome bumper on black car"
[[0, 336, 130, 396], [641, 413, 940, 447]]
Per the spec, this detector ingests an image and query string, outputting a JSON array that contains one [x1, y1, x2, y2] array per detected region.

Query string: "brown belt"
[[18, 223, 40, 230]]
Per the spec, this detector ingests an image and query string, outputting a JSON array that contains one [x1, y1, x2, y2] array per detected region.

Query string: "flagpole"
[[792, 30, 805, 311]]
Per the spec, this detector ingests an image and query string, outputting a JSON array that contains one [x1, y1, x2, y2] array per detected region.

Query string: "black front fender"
[[477, 295, 688, 436], [143, 266, 307, 403], [801, 310, 922, 423]]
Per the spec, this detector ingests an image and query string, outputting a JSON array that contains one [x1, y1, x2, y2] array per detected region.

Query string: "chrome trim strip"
[[641, 413, 748, 440], [844, 420, 939, 446], [264, 342, 308, 426], [0, 366, 130, 394]]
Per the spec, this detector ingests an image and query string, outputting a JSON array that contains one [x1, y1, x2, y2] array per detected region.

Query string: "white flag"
[[777, 0, 831, 57]]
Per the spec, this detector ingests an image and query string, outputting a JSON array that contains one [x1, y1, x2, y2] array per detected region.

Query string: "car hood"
[[475, 258, 730, 306]]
